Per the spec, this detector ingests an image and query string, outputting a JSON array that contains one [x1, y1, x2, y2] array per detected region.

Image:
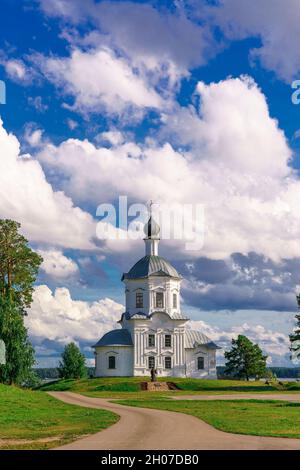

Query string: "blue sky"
[[1, 0, 300, 367]]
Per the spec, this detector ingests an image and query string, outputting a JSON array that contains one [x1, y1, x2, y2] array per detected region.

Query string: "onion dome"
[[143, 216, 160, 239]]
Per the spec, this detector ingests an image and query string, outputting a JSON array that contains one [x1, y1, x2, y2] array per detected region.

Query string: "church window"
[[197, 356, 204, 370], [155, 292, 164, 308], [148, 334, 155, 347], [165, 334, 171, 348], [165, 357, 172, 369], [148, 356, 155, 369], [173, 293, 177, 309], [136, 292, 143, 308], [108, 356, 116, 369]]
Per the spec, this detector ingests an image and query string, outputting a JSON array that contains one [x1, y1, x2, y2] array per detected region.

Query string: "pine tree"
[[0, 298, 35, 385], [0, 219, 42, 312], [289, 294, 300, 360], [58, 343, 87, 379], [0, 219, 42, 384], [224, 335, 267, 381]]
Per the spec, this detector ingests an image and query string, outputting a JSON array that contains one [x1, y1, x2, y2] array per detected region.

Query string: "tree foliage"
[[0, 219, 42, 312], [58, 343, 87, 379], [0, 298, 35, 384], [224, 335, 267, 381], [290, 294, 300, 361], [0, 219, 42, 384]]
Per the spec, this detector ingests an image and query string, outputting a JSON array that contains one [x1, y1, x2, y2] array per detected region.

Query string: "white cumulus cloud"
[[26, 285, 124, 349], [38, 249, 79, 279], [208, 0, 300, 81], [0, 118, 96, 249], [37, 47, 163, 116], [36, 76, 300, 261]]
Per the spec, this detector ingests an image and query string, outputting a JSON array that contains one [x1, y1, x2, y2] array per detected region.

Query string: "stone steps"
[[143, 381, 171, 391]]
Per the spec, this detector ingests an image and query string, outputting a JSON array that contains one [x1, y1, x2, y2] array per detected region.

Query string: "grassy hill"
[[38, 376, 300, 398], [0, 384, 118, 450]]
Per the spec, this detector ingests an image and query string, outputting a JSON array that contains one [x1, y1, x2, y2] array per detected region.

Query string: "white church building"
[[93, 216, 219, 378]]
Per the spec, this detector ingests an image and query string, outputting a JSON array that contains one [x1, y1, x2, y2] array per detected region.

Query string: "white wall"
[[95, 345, 134, 377], [94, 325, 217, 379], [185, 347, 217, 379], [123, 312, 188, 377], [124, 276, 181, 318]]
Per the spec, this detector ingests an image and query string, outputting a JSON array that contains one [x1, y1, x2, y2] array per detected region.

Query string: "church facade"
[[93, 216, 219, 378]]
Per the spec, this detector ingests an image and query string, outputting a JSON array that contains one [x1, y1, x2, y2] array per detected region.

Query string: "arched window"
[[197, 356, 204, 370], [173, 293, 177, 308], [136, 292, 143, 308], [108, 356, 116, 369]]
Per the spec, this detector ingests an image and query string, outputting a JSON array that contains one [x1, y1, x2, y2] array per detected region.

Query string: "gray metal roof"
[[128, 312, 149, 319], [171, 311, 189, 320], [122, 255, 181, 280], [185, 329, 219, 349], [120, 310, 188, 321], [93, 329, 133, 348]]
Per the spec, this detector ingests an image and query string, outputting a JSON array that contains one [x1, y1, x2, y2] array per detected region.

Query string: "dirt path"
[[50, 391, 300, 450]]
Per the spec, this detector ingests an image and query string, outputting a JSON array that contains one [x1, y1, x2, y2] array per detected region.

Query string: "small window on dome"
[[136, 292, 143, 308], [173, 293, 177, 309], [155, 292, 164, 309]]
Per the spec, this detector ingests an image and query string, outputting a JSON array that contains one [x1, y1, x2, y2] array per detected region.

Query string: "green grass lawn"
[[0, 384, 118, 450], [39, 376, 146, 393], [116, 398, 300, 439], [38, 376, 300, 399]]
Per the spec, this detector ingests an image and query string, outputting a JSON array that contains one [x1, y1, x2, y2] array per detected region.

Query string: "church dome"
[[122, 255, 181, 280], [143, 216, 160, 238], [93, 329, 133, 347]]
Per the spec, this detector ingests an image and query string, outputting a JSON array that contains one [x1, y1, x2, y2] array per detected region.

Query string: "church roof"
[[185, 329, 220, 349], [120, 310, 188, 321], [122, 255, 181, 280], [93, 329, 133, 347]]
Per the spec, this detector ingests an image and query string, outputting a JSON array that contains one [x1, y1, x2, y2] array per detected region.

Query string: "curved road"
[[50, 391, 300, 450]]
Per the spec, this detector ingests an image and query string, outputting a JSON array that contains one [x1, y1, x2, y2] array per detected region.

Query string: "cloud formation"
[[38, 249, 79, 279], [36, 76, 300, 262], [206, 0, 300, 81], [188, 319, 291, 366], [34, 0, 219, 117], [26, 285, 124, 358], [181, 253, 299, 311], [37, 47, 163, 116], [0, 119, 96, 249], [38, 0, 215, 76]]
